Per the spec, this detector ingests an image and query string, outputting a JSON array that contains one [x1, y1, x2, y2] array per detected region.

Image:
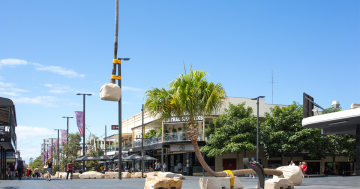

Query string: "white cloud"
[[0, 92, 20, 96], [0, 58, 28, 67], [33, 63, 85, 78], [12, 96, 58, 107], [16, 126, 57, 163], [0, 82, 28, 96], [44, 83, 73, 94], [122, 86, 144, 91], [16, 126, 57, 143], [0, 81, 15, 87]]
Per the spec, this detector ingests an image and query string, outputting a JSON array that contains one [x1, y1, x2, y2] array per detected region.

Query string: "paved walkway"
[[0, 176, 359, 189]]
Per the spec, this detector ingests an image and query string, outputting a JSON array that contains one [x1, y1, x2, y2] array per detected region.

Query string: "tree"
[[260, 102, 309, 161], [145, 68, 228, 177], [30, 156, 44, 172], [200, 102, 257, 161], [312, 106, 356, 173], [85, 134, 104, 168], [60, 133, 82, 171]]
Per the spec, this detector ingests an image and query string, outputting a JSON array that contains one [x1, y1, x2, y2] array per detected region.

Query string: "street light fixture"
[[62, 116, 73, 142], [76, 93, 92, 172], [251, 96, 265, 163]]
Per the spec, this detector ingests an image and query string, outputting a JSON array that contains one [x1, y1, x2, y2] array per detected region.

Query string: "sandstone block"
[[199, 177, 244, 189], [131, 172, 143, 178], [79, 171, 103, 179], [147, 172, 156, 178], [144, 177, 182, 189], [256, 178, 294, 189], [105, 172, 119, 179], [158, 172, 185, 180], [122, 172, 131, 178], [273, 166, 302, 186]]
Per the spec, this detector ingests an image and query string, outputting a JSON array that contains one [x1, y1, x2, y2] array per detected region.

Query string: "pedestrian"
[[137, 166, 141, 172], [34, 167, 40, 179], [299, 162, 303, 171], [177, 162, 182, 173], [249, 157, 256, 178], [9, 162, 15, 180], [154, 162, 159, 171], [66, 160, 74, 180], [29, 169, 32, 179], [15, 157, 25, 180], [163, 163, 167, 172], [149, 167, 154, 172], [25, 168, 29, 179], [45, 159, 53, 181], [302, 162, 309, 178], [289, 161, 295, 166]]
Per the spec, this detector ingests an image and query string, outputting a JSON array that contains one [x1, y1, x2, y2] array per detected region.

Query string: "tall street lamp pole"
[[77, 93, 92, 172], [251, 96, 265, 163], [62, 116, 73, 142], [54, 129, 61, 171]]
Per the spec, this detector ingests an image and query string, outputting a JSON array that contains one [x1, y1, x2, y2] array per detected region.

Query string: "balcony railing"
[[105, 144, 133, 152], [132, 132, 210, 148]]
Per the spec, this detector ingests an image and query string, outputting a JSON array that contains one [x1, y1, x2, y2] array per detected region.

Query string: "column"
[[356, 124, 360, 176], [202, 116, 205, 140], [186, 152, 193, 176]]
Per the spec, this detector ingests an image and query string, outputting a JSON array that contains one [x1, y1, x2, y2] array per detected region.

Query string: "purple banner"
[[41, 155, 44, 164], [61, 130, 67, 148], [48, 146, 51, 159], [53, 139, 58, 153], [75, 111, 84, 136]]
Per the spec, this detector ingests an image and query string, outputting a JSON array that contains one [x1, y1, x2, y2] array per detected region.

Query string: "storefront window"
[[193, 153, 215, 172]]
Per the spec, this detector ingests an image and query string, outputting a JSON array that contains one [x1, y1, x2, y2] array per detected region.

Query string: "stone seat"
[[144, 177, 182, 189]]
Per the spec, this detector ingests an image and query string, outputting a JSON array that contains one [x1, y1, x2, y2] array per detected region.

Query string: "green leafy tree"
[[201, 102, 257, 161], [85, 134, 104, 168], [60, 133, 82, 171], [145, 68, 228, 177], [312, 106, 356, 173], [30, 156, 44, 172], [260, 102, 308, 162]]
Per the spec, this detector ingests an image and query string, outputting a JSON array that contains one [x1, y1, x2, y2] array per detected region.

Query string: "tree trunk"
[[190, 140, 283, 177], [244, 150, 246, 169]]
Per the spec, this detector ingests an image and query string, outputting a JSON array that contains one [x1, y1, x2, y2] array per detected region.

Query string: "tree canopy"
[[200, 102, 257, 157], [260, 102, 309, 159]]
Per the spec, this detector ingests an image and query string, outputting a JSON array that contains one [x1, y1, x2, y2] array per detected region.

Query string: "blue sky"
[[1, 0, 359, 163]]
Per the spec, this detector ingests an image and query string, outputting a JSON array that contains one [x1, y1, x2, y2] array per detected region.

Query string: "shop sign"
[[164, 115, 203, 123], [170, 144, 194, 152]]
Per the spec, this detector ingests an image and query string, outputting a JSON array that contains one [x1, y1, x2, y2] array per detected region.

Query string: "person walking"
[[15, 157, 25, 180], [302, 162, 309, 178], [177, 162, 182, 174], [154, 162, 159, 171], [163, 163, 167, 172], [66, 160, 74, 180], [289, 161, 295, 166], [34, 167, 40, 179], [45, 159, 53, 181], [28, 169, 32, 179], [9, 162, 15, 180], [249, 157, 256, 178]]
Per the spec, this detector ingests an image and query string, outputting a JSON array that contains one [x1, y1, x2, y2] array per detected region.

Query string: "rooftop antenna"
[[268, 70, 277, 104]]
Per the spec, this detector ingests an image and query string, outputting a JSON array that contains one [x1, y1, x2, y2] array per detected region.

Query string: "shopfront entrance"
[[223, 159, 236, 170]]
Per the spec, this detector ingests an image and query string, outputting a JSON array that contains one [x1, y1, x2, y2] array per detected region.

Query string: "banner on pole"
[[75, 111, 84, 136], [61, 130, 67, 148], [41, 155, 44, 164], [48, 146, 51, 159], [53, 139, 58, 153]]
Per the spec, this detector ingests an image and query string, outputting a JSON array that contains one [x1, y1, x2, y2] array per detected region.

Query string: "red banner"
[[75, 111, 84, 136]]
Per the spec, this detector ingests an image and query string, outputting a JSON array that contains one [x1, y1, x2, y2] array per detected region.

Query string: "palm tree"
[[145, 68, 282, 177]]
